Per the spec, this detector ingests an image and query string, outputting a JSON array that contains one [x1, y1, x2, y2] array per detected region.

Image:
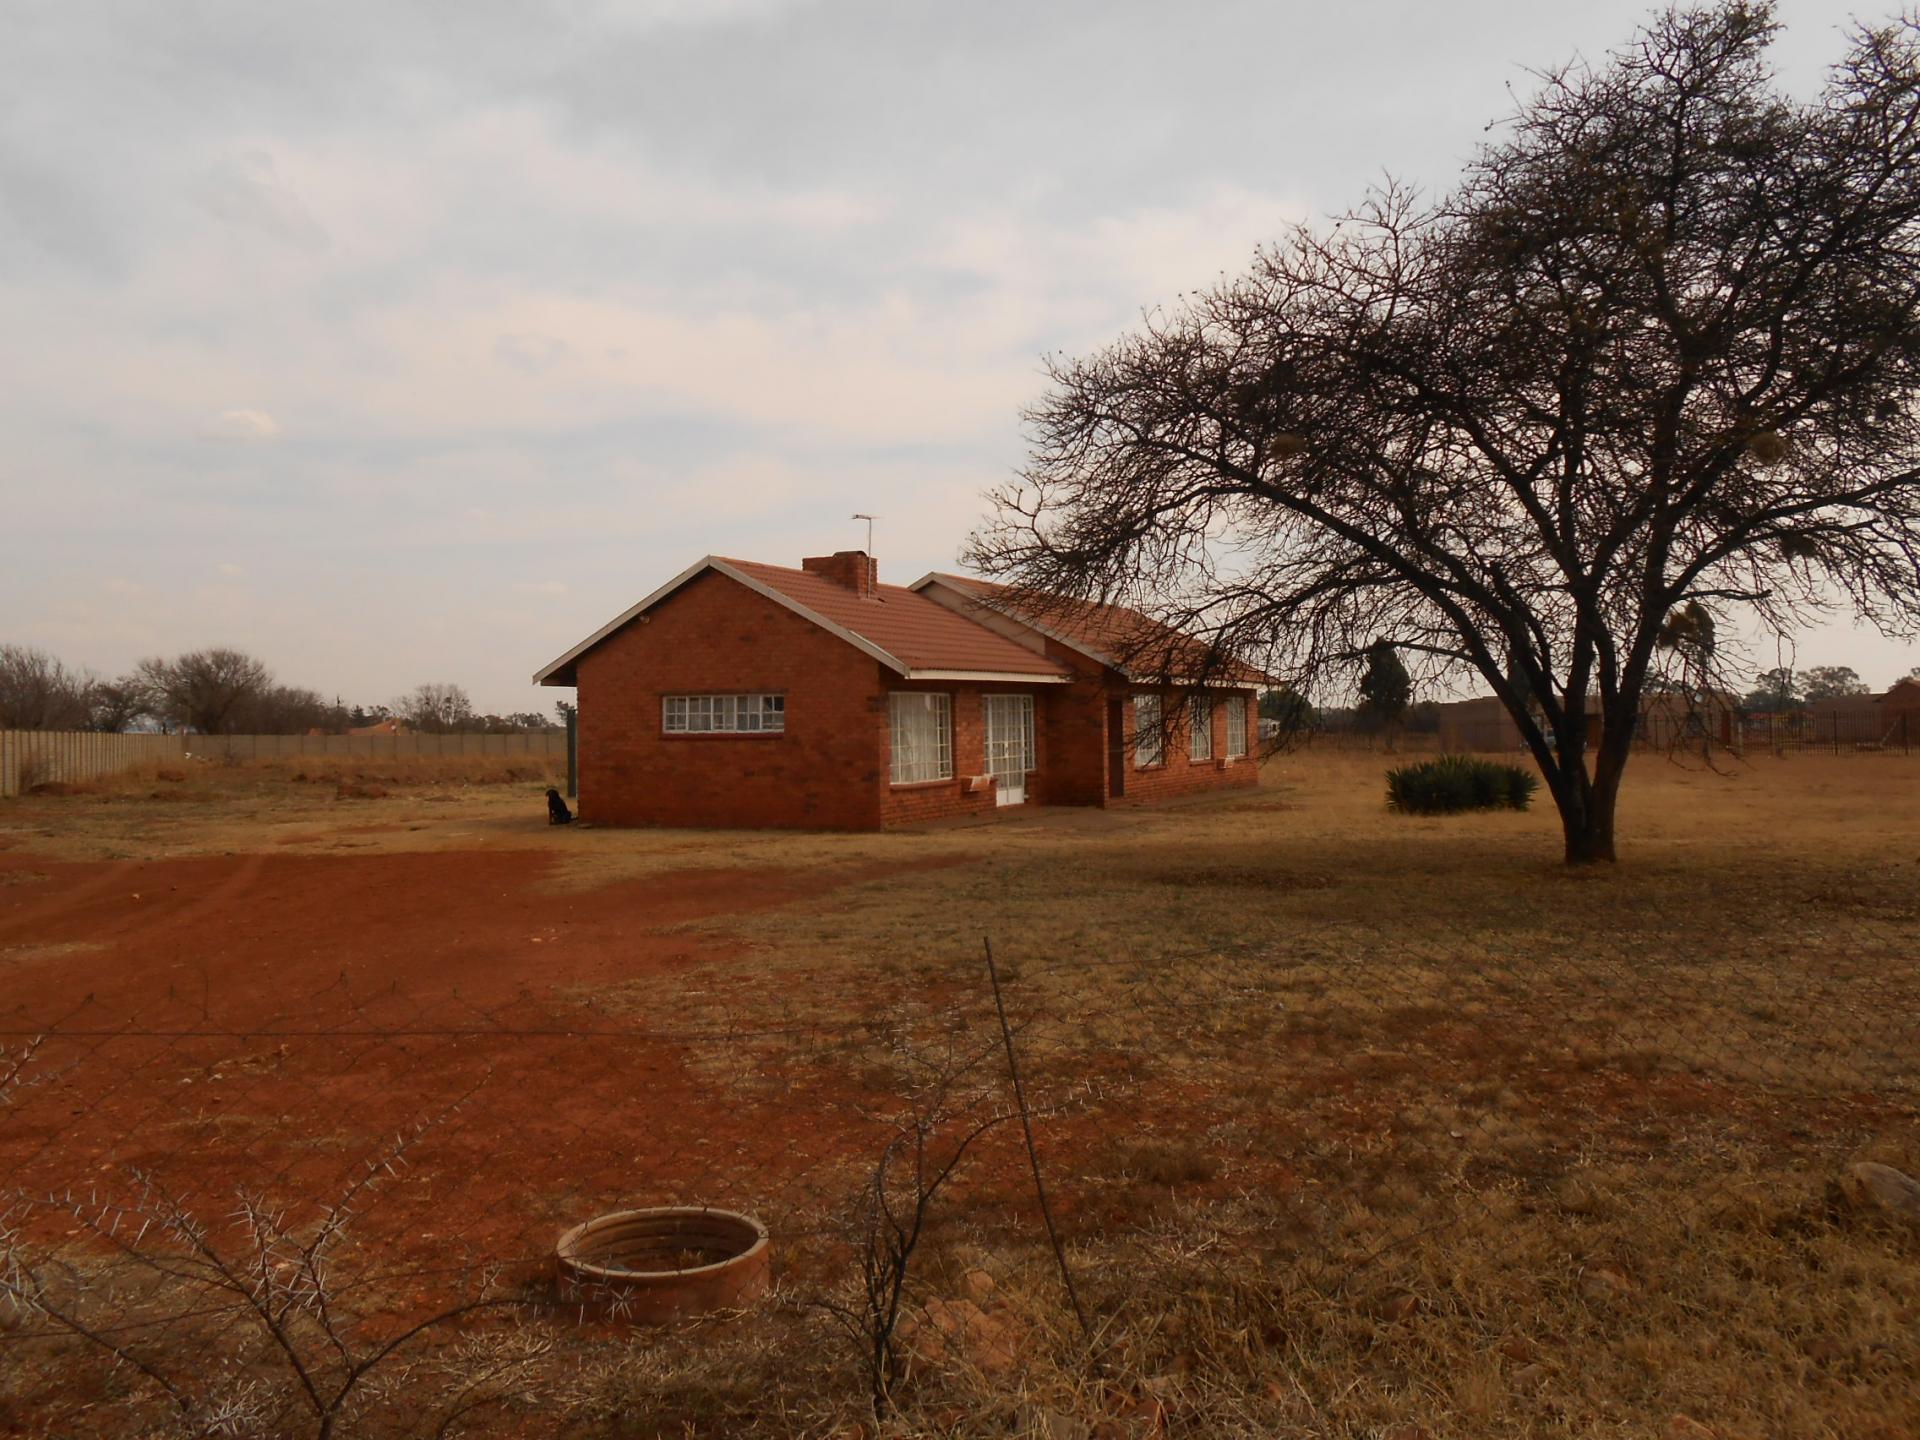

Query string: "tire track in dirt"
[[1, 846, 967, 1296]]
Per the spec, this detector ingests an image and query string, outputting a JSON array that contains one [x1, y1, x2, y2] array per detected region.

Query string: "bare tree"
[[137, 648, 274, 734], [1, 1109, 529, 1439], [397, 683, 474, 735], [232, 684, 333, 734], [0, 645, 94, 730], [971, 4, 1920, 862], [84, 674, 151, 733]]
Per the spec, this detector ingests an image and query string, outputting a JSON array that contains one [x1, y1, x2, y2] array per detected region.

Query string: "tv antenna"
[[852, 512, 879, 553]]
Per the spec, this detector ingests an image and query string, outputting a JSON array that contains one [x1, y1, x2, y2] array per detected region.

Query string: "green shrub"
[[1385, 755, 1539, 814]]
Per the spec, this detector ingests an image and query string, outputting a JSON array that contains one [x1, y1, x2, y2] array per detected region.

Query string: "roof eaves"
[[908, 572, 1124, 671], [903, 669, 1071, 684], [908, 573, 1277, 687]]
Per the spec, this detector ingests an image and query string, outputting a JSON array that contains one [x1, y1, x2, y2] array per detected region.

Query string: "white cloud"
[[514, 580, 569, 596], [199, 408, 281, 442], [494, 333, 573, 373], [193, 150, 329, 252]]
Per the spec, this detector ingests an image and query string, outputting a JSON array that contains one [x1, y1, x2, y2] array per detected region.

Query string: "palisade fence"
[[1740, 707, 1916, 754], [0, 729, 568, 797], [2, 923, 1916, 1437]]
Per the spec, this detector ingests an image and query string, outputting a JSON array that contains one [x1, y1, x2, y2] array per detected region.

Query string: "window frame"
[[888, 691, 954, 785], [984, 692, 1037, 776], [661, 692, 786, 736], [1188, 695, 1214, 761], [1226, 694, 1249, 759], [1133, 693, 1164, 769]]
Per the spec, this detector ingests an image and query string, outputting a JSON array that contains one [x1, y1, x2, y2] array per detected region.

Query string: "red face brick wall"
[[1032, 645, 1111, 807], [574, 570, 886, 829], [878, 682, 1057, 826], [1114, 689, 1260, 805], [571, 567, 1258, 829]]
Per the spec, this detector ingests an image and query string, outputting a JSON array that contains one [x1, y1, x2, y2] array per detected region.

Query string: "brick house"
[[1877, 676, 1920, 725], [533, 551, 1263, 829]]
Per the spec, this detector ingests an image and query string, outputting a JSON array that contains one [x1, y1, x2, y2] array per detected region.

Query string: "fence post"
[[1833, 712, 1840, 755]]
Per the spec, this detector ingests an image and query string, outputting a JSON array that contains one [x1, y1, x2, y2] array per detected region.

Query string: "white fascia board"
[[532, 555, 913, 685], [1137, 675, 1267, 689], [904, 670, 1072, 684]]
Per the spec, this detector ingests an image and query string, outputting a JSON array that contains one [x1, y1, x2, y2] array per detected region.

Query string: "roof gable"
[[534, 557, 1071, 686]]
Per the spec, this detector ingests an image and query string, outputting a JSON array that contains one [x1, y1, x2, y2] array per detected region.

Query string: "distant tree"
[[1801, 665, 1871, 702], [86, 676, 151, 733], [397, 683, 474, 734], [1256, 686, 1312, 733], [230, 685, 332, 735], [0, 645, 94, 730], [554, 700, 576, 727], [1743, 667, 1802, 712], [1356, 642, 1412, 744], [971, 5, 1920, 862], [136, 649, 274, 734]]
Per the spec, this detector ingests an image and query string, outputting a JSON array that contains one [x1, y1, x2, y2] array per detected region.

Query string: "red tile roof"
[[723, 559, 1069, 677], [921, 573, 1269, 685]]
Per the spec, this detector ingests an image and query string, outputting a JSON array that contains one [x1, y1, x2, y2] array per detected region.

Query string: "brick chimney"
[[801, 550, 878, 597]]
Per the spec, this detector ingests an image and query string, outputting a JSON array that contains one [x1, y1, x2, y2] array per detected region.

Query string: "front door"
[[983, 694, 1035, 806]]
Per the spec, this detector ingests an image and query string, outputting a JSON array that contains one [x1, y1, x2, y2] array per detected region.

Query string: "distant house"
[[1873, 676, 1920, 723], [1792, 677, 1920, 746], [533, 550, 1264, 829], [307, 718, 414, 738]]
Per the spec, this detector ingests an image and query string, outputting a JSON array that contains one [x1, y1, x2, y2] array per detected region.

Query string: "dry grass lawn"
[[2, 746, 1917, 1438]]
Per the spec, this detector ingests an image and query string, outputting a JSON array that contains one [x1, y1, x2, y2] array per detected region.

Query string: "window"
[[1226, 695, 1249, 759], [889, 692, 952, 784], [1133, 694, 1164, 768], [662, 693, 785, 734], [1188, 696, 1214, 761]]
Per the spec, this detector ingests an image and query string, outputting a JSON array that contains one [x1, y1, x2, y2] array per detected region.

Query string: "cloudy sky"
[[3, 0, 1913, 713]]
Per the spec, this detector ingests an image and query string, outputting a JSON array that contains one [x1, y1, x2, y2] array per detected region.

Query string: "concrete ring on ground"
[[554, 1206, 771, 1323]]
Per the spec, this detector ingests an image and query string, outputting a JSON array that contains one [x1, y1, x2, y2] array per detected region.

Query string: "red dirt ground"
[[0, 848, 956, 1292]]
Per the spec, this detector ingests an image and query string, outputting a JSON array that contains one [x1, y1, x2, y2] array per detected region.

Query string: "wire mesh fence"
[[3, 917, 1917, 1437]]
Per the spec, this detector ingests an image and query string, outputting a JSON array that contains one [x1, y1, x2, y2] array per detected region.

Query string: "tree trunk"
[[1556, 727, 1629, 864], [1560, 792, 1617, 864]]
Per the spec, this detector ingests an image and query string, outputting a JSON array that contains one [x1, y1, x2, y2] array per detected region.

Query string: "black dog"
[[546, 788, 574, 825]]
